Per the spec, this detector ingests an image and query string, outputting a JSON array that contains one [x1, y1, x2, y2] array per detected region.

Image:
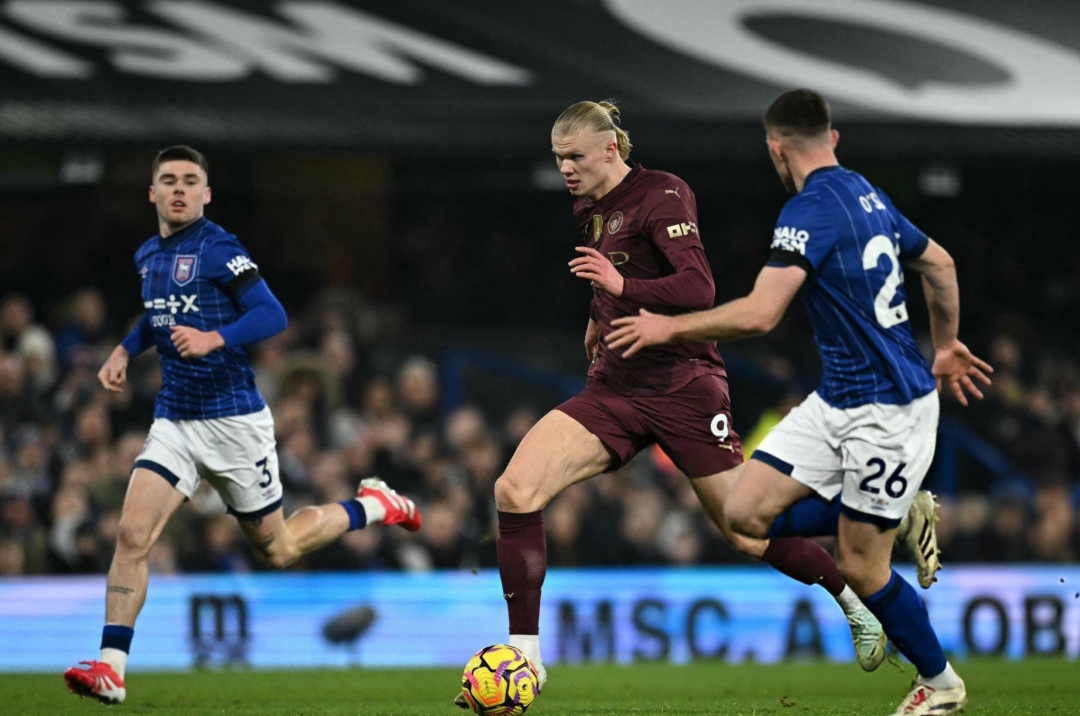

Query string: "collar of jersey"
[[158, 216, 208, 249], [588, 162, 642, 209], [804, 165, 844, 186]]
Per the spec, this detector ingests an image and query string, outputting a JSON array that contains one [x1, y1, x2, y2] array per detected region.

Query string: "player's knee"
[[254, 541, 299, 570], [727, 531, 767, 560], [494, 471, 541, 513], [114, 519, 155, 561], [724, 497, 770, 540], [250, 530, 300, 570]]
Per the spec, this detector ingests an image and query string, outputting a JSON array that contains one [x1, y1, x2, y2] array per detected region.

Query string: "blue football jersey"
[[134, 217, 266, 420], [766, 166, 936, 409]]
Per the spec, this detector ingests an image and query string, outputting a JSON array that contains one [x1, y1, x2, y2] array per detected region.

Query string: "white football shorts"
[[134, 406, 283, 519], [752, 390, 939, 527]]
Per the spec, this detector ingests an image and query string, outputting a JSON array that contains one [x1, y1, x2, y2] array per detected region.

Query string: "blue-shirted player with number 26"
[[606, 91, 992, 716], [64, 146, 422, 705]]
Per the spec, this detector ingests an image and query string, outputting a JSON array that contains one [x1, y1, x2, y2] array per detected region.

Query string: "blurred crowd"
[[2, 287, 1080, 578]]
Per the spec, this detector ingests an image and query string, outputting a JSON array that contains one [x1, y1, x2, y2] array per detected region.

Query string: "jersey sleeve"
[[621, 179, 714, 310], [877, 189, 930, 261], [766, 194, 838, 273], [202, 235, 264, 301]]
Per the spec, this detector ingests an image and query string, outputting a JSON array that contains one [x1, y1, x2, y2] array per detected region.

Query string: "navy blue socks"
[[339, 500, 367, 531], [100, 625, 133, 654], [863, 570, 947, 679]]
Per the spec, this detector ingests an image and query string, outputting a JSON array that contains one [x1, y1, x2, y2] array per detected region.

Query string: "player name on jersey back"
[[766, 166, 935, 409]]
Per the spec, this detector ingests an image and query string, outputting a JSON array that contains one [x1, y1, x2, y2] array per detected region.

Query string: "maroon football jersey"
[[574, 164, 726, 396]]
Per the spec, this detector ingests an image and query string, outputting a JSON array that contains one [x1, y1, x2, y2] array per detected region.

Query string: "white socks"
[[100, 648, 128, 679], [509, 634, 542, 665], [922, 662, 963, 690], [834, 585, 864, 614], [357, 496, 386, 524]]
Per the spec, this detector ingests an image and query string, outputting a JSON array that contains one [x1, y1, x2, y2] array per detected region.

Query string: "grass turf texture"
[[7, 659, 1074, 715]]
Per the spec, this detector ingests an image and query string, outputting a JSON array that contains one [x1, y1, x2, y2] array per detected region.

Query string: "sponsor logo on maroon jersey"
[[666, 221, 698, 238], [607, 211, 624, 235]]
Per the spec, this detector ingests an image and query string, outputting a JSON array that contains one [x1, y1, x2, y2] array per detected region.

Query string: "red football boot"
[[357, 478, 422, 531], [64, 660, 126, 704]]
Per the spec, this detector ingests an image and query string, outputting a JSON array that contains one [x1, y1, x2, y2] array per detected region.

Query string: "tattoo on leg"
[[107, 586, 136, 596]]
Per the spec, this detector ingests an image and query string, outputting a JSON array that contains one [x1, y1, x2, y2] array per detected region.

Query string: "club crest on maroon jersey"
[[607, 211, 624, 235], [173, 255, 198, 287]]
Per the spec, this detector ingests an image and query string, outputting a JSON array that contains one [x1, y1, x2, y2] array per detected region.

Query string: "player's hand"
[[606, 309, 675, 358], [170, 326, 225, 359], [97, 346, 129, 393], [931, 339, 993, 406], [570, 247, 624, 297], [584, 319, 600, 363]]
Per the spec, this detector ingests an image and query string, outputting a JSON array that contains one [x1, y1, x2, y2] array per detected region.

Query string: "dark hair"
[[763, 89, 831, 139], [151, 145, 209, 181]]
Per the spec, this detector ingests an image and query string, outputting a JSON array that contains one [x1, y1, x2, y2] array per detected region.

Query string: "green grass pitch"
[[6, 659, 1075, 715]]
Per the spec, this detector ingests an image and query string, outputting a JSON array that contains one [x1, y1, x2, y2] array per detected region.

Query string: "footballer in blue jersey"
[[607, 91, 992, 716], [65, 146, 423, 706]]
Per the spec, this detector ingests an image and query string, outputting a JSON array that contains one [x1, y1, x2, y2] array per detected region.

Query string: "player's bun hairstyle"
[[764, 89, 832, 140], [152, 145, 209, 181], [552, 100, 632, 160]]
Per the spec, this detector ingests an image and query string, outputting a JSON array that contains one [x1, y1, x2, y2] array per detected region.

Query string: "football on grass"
[[459, 644, 539, 716]]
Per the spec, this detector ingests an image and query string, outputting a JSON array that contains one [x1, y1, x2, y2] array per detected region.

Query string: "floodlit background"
[[1, 0, 1079, 670]]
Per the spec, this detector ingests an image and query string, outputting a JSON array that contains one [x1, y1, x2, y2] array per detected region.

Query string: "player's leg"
[[691, 389, 887, 671], [491, 383, 639, 694], [650, 379, 851, 596], [201, 408, 420, 569], [65, 466, 187, 703], [837, 517, 965, 714], [678, 445, 886, 671], [759, 483, 943, 589], [722, 455, 817, 538], [235, 478, 420, 568]]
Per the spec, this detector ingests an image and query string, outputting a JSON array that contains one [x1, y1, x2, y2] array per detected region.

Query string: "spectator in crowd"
[[1, 288, 1079, 577]]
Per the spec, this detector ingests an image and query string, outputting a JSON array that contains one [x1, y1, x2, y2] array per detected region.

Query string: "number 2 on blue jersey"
[[862, 235, 909, 329]]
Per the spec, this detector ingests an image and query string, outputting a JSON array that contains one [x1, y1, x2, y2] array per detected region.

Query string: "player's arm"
[[170, 238, 288, 359], [905, 238, 993, 405], [99, 314, 154, 393], [569, 182, 714, 310], [171, 280, 287, 359], [605, 265, 805, 357]]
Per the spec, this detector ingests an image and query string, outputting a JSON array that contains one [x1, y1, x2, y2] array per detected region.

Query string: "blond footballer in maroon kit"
[[559, 163, 741, 478], [458, 101, 888, 709]]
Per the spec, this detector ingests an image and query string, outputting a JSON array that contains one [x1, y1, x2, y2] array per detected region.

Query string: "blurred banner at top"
[[2, 0, 1080, 155]]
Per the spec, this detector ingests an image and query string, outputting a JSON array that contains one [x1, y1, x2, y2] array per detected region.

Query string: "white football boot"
[[531, 659, 547, 693], [897, 491, 942, 589], [843, 602, 887, 671], [891, 681, 967, 715]]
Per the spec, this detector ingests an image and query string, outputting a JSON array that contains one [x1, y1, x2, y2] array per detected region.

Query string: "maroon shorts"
[[556, 375, 743, 478]]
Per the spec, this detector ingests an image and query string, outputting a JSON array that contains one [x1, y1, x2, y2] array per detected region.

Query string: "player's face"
[[766, 137, 797, 194], [552, 131, 616, 200], [149, 160, 211, 228]]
